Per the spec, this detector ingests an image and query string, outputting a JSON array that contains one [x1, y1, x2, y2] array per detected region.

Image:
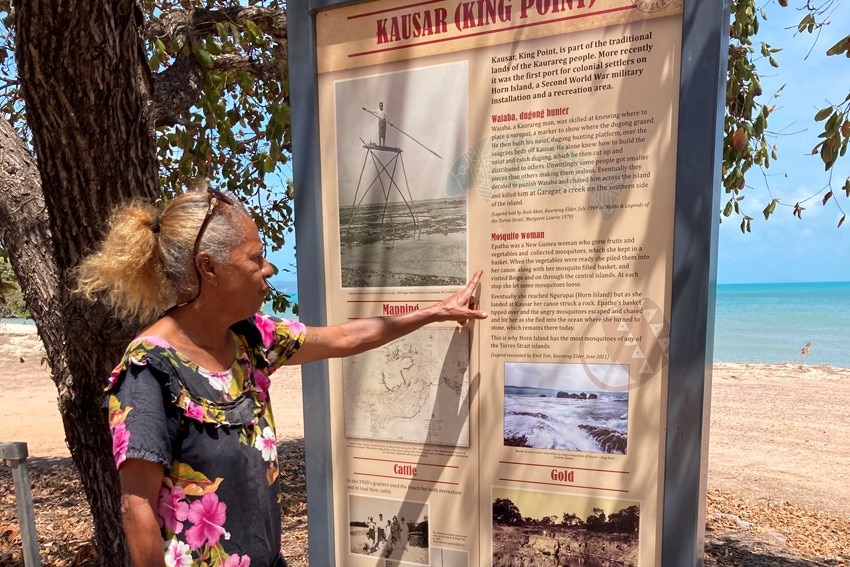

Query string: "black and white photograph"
[[504, 362, 629, 454], [427, 547, 467, 567], [492, 487, 640, 567], [349, 493, 431, 565], [334, 63, 468, 288], [387, 547, 466, 567]]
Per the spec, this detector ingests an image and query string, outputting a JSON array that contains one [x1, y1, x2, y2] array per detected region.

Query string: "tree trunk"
[[7, 1, 162, 566]]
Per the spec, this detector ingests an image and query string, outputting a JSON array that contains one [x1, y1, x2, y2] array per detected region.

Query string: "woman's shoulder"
[[106, 335, 188, 391], [232, 313, 307, 350]]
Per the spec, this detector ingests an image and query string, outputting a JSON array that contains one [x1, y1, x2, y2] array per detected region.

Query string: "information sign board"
[[288, 2, 728, 565]]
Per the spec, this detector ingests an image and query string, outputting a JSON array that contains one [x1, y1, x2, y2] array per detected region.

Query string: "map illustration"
[[343, 328, 470, 447]]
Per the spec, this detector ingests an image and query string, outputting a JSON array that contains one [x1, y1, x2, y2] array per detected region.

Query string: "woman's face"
[[213, 214, 273, 319]]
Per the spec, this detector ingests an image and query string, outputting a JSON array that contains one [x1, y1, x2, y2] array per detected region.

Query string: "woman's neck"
[[144, 309, 237, 371]]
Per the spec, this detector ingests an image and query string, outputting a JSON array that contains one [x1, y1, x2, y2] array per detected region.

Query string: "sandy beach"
[[2, 323, 849, 565]]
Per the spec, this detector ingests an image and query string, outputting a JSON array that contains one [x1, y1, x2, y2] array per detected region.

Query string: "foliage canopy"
[[0, 0, 296, 311], [725, 0, 850, 231]]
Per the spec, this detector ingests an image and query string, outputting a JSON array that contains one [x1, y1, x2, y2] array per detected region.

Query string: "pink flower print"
[[184, 400, 205, 422], [164, 537, 193, 567], [252, 368, 270, 401], [107, 367, 121, 388], [186, 492, 230, 549], [223, 553, 252, 567], [158, 485, 189, 535], [286, 320, 306, 336], [206, 370, 232, 392], [255, 313, 277, 349], [111, 422, 130, 468], [254, 426, 277, 462]]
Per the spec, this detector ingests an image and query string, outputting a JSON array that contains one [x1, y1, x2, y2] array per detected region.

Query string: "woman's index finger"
[[466, 269, 483, 293]]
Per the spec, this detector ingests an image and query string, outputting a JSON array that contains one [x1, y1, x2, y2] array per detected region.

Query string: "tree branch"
[[0, 115, 60, 338], [210, 52, 282, 78], [147, 6, 287, 44], [152, 51, 206, 128], [150, 5, 287, 128]]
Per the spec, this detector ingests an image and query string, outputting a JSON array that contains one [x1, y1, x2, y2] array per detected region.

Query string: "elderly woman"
[[75, 188, 485, 567]]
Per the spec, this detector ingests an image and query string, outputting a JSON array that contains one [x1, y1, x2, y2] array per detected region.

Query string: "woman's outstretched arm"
[[286, 269, 486, 365]]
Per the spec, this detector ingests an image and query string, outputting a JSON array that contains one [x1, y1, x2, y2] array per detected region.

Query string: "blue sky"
[[717, 3, 850, 284], [272, 5, 850, 286]]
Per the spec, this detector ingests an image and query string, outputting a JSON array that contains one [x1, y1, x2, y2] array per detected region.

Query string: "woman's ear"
[[196, 252, 217, 281]]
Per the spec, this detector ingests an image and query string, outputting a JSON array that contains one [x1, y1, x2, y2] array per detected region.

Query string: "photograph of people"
[[503, 362, 629, 454], [334, 62, 469, 288], [349, 494, 430, 565], [362, 100, 388, 147]]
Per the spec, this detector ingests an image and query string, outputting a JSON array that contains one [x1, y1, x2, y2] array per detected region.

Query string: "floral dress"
[[106, 314, 306, 567]]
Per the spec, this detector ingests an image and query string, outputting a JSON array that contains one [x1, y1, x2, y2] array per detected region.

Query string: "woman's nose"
[[262, 258, 274, 277]]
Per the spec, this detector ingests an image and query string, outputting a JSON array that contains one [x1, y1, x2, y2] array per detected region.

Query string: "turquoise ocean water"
[[265, 279, 298, 320], [4, 281, 848, 367], [713, 281, 850, 368], [269, 280, 850, 368]]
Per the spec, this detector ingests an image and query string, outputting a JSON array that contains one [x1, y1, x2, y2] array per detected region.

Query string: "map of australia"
[[343, 328, 470, 447]]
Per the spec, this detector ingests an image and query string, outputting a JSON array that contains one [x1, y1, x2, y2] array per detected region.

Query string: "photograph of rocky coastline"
[[503, 362, 629, 454]]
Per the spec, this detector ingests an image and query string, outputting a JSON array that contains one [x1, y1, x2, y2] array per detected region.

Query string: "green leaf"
[[238, 71, 253, 90], [246, 20, 264, 46], [821, 136, 839, 168], [826, 34, 849, 56], [263, 154, 275, 173], [814, 107, 833, 122], [762, 198, 778, 220], [825, 111, 841, 132], [205, 37, 223, 56], [194, 45, 213, 69], [754, 113, 765, 136]]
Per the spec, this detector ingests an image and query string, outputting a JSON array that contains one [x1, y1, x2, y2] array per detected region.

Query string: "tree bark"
[[4, 2, 292, 565], [8, 1, 163, 565]]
